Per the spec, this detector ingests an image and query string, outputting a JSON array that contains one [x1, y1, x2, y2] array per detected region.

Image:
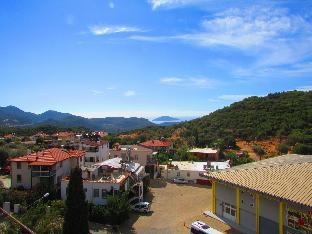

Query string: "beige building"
[[110, 144, 159, 178], [206, 154, 312, 234], [10, 148, 85, 189]]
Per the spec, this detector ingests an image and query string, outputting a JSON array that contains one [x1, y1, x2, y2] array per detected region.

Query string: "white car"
[[190, 221, 223, 234], [131, 202, 151, 213], [173, 177, 188, 184]]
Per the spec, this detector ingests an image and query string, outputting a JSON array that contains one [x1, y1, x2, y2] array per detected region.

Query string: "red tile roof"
[[140, 140, 172, 148], [10, 148, 85, 166]]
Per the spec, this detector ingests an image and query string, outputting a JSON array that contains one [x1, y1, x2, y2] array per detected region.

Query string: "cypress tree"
[[63, 167, 89, 234]]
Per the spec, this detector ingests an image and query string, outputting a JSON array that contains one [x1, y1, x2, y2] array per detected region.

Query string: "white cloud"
[[218, 94, 253, 101], [160, 77, 183, 84], [160, 77, 221, 88], [148, 0, 202, 9], [124, 90, 137, 96], [129, 35, 171, 42], [90, 90, 104, 95], [178, 6, 311, 50], [89, 25, 142, 36], [109, 2, 115, 9], [296, 85, 312, 91]]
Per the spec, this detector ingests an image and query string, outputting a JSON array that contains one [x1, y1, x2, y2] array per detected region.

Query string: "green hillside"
[[118, 91, 312, 149]]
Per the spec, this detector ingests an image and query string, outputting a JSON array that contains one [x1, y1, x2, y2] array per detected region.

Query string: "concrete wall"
[[166, 169, 207, 182], [109, 148, 153, 166], [83, 144, 109, 167], [11, 162, 31, 189], [61, 179, 128, 205]]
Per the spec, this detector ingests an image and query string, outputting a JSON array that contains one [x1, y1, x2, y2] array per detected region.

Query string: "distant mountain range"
[[152, 116, 180, 122], [0, 106, 155, 133]]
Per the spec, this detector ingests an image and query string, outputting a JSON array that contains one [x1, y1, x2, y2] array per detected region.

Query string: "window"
[[101, 189, 107, 199], [93, 189, 99, 198], [84, 188, 87, 194], [17, 174, 22, 183], [177, 171, 180, 176], [17, 162, 21, 169], [224, 203, 236, 217], [187, 172, 190, 177], [90, 157, 94, 162], [134, 155, 138, 160], [60, 161, 63, 168]]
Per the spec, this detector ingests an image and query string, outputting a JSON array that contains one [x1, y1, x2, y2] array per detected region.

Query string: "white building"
[[61, 157, 145, 205], [110, 144, 159, 178], [10, 148, 85, 189], [165, 160, 230, 185], [79, 140, 109, 167]]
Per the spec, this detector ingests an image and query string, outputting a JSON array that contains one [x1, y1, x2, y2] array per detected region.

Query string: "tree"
[[63, 167, 89, 234], [293, 143, 312, 155], [277, 143, 289, 155], [0, 149, 9, 167], [106, 191, 130, 225]]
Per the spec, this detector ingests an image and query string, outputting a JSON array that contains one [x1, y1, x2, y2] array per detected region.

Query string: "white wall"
[[11, 162, 31, 189], [61, 178, 129, 205], [82, 143, 109, 167], [166, 169, 205, 182]]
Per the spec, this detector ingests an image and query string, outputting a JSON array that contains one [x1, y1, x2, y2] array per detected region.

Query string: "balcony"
[[31, 166, 56, 177]]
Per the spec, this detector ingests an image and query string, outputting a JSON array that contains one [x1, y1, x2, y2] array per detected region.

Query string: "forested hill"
[[118, 91, 312, 147]]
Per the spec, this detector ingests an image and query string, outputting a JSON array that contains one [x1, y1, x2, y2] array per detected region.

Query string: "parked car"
[[173, 177, 188, 184], [190, 221, 223, 234], [131, 202, 151, 213]]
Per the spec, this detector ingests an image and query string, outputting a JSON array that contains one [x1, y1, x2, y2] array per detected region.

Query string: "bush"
[[106, 192, 130, 225], [293, 143, 312, 155], [89, 204, 108, 224], [277, 143, 289, 155]]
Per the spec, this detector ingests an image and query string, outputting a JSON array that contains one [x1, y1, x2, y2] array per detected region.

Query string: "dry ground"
[[91, 179, 239, 234]]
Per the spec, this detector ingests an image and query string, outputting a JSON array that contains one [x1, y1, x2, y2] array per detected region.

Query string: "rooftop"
[[206, 154, 312, 207], [10, 148, 85, 166], [168, 161, 230, 172], [140, 139, 172, 148], [189, 148, 219, 154]]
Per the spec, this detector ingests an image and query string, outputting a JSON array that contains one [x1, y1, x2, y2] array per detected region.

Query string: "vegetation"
[[118, 91, 312, 151], [277, 143, 289, 155], [88, 191, 130, 225], [224, 152, 254, 166], [63, 167, 89, 234]]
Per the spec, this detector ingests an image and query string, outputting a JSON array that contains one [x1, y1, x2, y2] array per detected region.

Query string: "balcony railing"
[[32, 169, 56, 177]]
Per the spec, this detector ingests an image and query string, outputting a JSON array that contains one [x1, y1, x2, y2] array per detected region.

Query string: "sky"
[[0, 0, 311, 119]]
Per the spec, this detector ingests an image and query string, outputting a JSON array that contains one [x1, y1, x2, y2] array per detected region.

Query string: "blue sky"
[[0, 0, 311, 118]]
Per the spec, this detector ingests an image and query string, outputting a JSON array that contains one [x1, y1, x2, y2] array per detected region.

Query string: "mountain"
[[0, 106, 155, 133], [119, 91, 312, 147], [37, 110, 74, 122], [0, 106, 37, 126], [153, 116, 180, 122]]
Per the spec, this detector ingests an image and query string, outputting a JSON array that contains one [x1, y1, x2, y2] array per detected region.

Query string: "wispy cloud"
[[160, 77, 221, 88], [89, 25, 143, 36], [90, 90, 104, 96], [124, 90, 137, 96], [218, 94, 253, 101], [149, 0, 203, 9], [296, 85, 312, 91]]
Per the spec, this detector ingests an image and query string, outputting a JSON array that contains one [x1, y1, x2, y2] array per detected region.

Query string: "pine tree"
[[63, 167, 89, 234]]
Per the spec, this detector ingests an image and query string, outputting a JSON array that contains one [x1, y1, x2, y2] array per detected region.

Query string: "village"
[[0, 130, 311, 234]]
